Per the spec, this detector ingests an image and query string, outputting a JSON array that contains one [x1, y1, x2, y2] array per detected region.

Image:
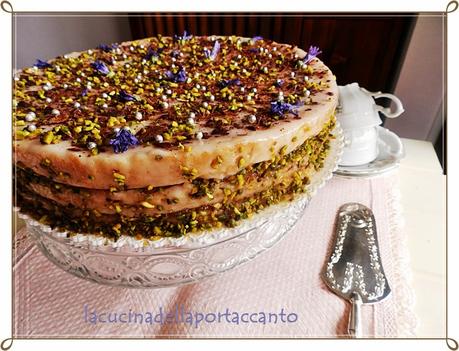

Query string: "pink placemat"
[[13, 172, 417, 338]]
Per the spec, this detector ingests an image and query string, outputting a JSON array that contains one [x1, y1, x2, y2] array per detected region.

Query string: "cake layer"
[[17, 132, 332, 239], [17, 117, 334, 217], [13, 36, 337, 190]]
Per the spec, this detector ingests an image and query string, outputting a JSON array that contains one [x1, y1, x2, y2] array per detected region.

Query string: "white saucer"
[[334, 126, 405, 178]]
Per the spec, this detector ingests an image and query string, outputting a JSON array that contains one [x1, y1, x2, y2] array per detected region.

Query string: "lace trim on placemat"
[[385, 174, 418, 336]]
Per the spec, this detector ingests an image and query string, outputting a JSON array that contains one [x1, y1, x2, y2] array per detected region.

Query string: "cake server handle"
[[348, 292, 363, 338]]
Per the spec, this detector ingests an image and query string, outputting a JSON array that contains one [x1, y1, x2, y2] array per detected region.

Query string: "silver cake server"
[[322, 203, 391, 338]]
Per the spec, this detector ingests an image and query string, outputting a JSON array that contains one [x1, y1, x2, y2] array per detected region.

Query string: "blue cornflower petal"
[[205, 41, 220, 61], [119, 90, 135, 102], [165, 67, 187, 83], [218, 79, 241, 89], [91, 60, 110, 75], [34, 59, 52, 69], [109, 129, 139, 153], [174, 30, 193, 42], [97, 43, 118, 52], [303, 45, 322, 63], [252, 36, 263, 42], [145, 47, 159, 60], [270, 100, 300, 116]]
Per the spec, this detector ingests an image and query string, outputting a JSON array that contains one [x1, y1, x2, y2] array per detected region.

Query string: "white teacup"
[[337, 83, 404, 166]]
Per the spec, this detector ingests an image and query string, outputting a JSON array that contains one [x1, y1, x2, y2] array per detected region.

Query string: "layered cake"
[[13, 34, 338, 240]]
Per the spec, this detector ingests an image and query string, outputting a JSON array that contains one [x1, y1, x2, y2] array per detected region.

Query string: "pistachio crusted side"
[[16, 117, 335, 239]]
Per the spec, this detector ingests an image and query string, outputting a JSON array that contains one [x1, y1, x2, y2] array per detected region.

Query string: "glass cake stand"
[[19, 124, 344, 288]]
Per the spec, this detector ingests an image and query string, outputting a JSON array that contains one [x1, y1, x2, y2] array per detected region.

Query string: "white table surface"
[[399, 138, 446, 338], [13, 138, 446, 338]]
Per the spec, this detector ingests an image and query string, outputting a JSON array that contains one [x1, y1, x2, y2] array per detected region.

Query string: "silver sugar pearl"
[[187, 117, 195, 125], [27, 124, 36, 132], [290, 72, 295, 78], [189, 112, 196, 119], [203, 102, 209, 108], [76, 78, 81, 83], [155, 135, 164, 143], [88, 49, 93, 54], [304, 76, 309, 82], [135, 112, 143, 120], [45, 97, 52, 103], [102, 93, 108, 99], [252, 88, 257, 93], [74, 102, 81, 108], [246, 95, 252, 101], [161, 95, 167, 101], [63, 83, 68, 89], [162, 102, 169, 109], [87, 142, 97, 149], [114, 127, 121, 133], [248, 115, 257, 124], [51, 109, 60, 116], [166, 89, 172, 95], [210, 95, 215, 101], [102, 103, 108, 109], [196, 131, 203, 140], [25, 112, 36, 122]]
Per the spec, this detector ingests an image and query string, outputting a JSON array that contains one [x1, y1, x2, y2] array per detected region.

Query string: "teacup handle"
[[372, 92, 405, 119]]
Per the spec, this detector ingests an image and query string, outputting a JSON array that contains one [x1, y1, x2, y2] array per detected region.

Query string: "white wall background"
[[384, 15, 444, 143], [15, 15, 132, 69]]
